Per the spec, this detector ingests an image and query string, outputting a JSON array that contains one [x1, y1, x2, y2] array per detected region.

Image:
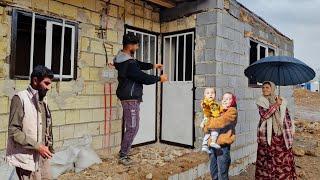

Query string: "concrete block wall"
[[0, 0, 161, 153]]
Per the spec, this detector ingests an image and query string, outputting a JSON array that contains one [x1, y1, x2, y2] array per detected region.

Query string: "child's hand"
[[200, 118, 208, 129]]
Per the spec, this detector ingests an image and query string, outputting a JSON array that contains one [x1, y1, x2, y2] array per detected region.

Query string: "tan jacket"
[[6, 86, 47, 172]]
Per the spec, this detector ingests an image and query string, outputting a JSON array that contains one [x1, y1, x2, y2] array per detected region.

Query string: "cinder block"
[[80, 52, 94, 66], [110, 120, 122, 133], [52, 126, 60, 141], [79, 109, 93, 123], [151, 11, 160, 22], [63, 4, 77, 19], [13, 0, 31, 7], [52, 110, 66, 126], [60, 124, 75, 140], [0, 6, 4, 15], [64, 0, 83, 7], [89, 96, 103, 108], [0, 23, 9, 38], [197, 12, 217, 26], [90, 40, 105, 54], [152, 22, 160, 32], [91, 12, 100, 26], [32, 0, 48, 11], [88, 122, 101, 136], [95, 0, 106, 12], [114, 132, 122, 146], [0, 96, 8, 114], [92, 108, 104, 121], [89, 67, 101, 81], [194, 75, 206, 87], [134, 4, 143, 17], [143, 19, 152, 30], [81, 67, 90, 80], [118, 7, 125, 20], [0, 132, 7, 150], [78, 9, 91, 23], [92, 135, 103, 149], [83, 0, 96, 11], [65, 110, 80, 124], [81, 37, 90, 52], [94, 54, 106, 67], [134, 16, 143, 27], [106, 30, 118, 43], [108, 4, 118, 17], [125, 1, 134, 14], [195, 62, 217, 75], [144, 8, 152, 20], [0, 114, 8, 131]]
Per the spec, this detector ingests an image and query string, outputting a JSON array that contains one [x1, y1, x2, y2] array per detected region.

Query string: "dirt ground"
[[60, 144, 209, 180], [61, 88, 320, 180]]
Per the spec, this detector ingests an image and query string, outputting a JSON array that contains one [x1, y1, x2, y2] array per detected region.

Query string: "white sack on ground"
[[50, 135, 102, 179]]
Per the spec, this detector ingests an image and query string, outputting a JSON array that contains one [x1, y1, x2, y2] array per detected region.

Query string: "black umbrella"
[[244, 56, 315, 94]]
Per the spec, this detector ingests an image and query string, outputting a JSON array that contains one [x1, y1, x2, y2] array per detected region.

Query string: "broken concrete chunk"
[[146, 173, 153, 179], [293, 146, 305, 156]]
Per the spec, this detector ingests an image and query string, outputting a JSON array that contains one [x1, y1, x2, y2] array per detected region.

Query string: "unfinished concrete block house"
[[0, 0, 294, 175]]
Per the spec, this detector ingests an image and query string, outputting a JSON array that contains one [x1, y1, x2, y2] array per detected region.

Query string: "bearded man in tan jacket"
[[6, 65, 54, 180]]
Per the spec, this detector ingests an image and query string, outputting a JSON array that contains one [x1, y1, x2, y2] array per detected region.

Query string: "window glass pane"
[[63, 27, 72, 75], [136, 33, 142, 60], [249, 41, 258, 65], [33, 18, 46, 68], [268, 48, 275, 56], [150, 36, 156, 75], [177, 36, 184, 81], [249, 40, 258, 85], [164, 38, 171, 79], [185, 34, 193, 81], [51, 24, 62, 75], [260, 46, 266, 59], [171, 37, 177, 81], [143, 34, 149, 63], [15, 12, 32, 76]]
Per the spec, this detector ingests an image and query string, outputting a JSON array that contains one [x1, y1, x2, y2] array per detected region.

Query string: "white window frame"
[[249, 39, 278, 86], [45, 21, 76, 80], [14, 11, 76, 80], [250, 39, 277, 61], [125, 29, 157, 75], [163, 32, 194, 82]]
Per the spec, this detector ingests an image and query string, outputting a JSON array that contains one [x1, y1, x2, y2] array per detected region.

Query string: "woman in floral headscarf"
[[255, 81, 296, 180]]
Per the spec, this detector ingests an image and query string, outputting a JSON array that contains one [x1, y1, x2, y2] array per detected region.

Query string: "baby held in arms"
[[200, 87, 223, 153]]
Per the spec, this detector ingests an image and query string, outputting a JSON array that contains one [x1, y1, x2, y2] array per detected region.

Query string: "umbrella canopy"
[[244, 56, 315, 86]]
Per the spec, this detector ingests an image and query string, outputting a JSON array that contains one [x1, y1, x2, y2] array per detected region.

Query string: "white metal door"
[[125, 28, 157, 146], [161, 31, 194, 147]]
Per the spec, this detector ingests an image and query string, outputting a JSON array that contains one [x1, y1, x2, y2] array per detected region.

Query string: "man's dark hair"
[[122, 33, 139, 46], [30, 65, 54, 82]]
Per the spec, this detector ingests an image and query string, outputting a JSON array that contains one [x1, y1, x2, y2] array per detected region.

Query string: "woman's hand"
[[217, 130, 235, 145], [276, 96, 282, 106]]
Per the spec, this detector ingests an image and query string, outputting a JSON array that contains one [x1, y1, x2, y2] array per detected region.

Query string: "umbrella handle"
[[278, 85, 281, 96]]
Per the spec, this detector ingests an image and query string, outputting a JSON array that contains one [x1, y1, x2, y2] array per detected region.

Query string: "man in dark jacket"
[[114, 33, 168, 165]]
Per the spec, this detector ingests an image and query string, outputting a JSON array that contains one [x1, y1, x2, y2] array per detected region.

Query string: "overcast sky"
[[237, 0, 320, 73]]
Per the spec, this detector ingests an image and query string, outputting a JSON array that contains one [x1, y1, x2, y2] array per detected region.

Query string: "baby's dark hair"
[[122, 33, 139, 46]]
